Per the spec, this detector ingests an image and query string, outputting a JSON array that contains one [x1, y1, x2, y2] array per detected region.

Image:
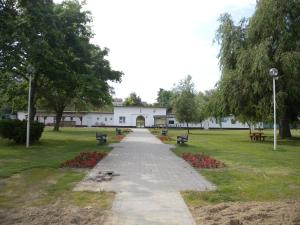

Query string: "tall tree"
[[194, 91, 208, 128], [0, 0, 66, 122], [156, 88, 174, 112], [216, 0, 300, 138], [124, 92, 143, 106], [173, 75, 197, 134], [38, 2, 122, 131]]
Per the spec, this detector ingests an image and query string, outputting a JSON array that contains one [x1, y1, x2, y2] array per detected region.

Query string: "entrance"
[[136, 115, 145, 128]]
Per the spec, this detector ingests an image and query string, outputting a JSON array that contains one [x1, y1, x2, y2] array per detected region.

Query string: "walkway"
[[75, 129, 215, 225]]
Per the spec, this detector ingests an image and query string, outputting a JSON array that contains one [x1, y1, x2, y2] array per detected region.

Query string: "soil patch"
[[0, 205, 112, 225], [189, 201, 300, 225]]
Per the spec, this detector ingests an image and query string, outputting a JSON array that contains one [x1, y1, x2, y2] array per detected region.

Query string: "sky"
[[57, 0, 257, 103]]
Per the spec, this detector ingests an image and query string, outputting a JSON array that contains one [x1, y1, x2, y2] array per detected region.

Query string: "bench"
[[96, 132, 107, 144], [177, 134, 188, 144], [161, 129, 168, 136], [115, 128, 122, 135]]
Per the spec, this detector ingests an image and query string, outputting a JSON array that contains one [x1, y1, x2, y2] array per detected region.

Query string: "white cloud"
[[56, 0, 256, 103]]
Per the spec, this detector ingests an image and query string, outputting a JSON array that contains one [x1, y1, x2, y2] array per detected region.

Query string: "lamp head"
[[269, 68, 278, 77]]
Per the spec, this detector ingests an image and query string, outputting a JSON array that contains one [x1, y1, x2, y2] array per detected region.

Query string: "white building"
[[17, 106, 255, 129]]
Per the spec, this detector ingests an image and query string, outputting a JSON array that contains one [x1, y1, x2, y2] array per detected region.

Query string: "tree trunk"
[[246, 122, 252, 134], [279, 115, 291, 139], [29, 79, 37, 123], [53, 108, 64, 131], [187, 122, 190, 134]]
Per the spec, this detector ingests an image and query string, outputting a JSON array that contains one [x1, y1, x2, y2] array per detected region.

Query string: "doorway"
[[136, 115, 145, 128]]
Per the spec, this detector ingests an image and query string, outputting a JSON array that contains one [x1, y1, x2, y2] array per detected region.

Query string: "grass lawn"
[[0, 127, 119, 209], [154, 129, 300, 206]]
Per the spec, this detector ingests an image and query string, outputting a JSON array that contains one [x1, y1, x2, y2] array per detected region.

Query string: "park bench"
[[177, 134, 188, 144], [115, 128, 122, 135], [161, 129, 168, 136], [96, 132, 107, 144]]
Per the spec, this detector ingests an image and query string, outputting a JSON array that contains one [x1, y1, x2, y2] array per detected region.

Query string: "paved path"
[[75, 129, 215, 225]]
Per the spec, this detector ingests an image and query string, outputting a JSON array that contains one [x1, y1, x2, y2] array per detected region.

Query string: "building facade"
[[17, 106, 256, 129]]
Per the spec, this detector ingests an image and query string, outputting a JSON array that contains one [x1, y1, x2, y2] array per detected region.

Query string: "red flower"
[[60, 152, 107, 168], [181, 153, 224, 169]]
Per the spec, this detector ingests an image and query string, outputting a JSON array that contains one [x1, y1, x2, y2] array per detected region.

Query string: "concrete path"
[[75, 129, 215, 225]]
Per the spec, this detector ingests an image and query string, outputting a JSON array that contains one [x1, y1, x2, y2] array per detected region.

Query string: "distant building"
[[17, 106, 257, 129]]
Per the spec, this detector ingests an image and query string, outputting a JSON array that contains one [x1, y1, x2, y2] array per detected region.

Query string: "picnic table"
[[249, 132, 267, 142], [96, 132, 107, 144]]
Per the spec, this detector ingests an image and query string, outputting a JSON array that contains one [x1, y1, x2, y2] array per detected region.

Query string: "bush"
[[0, 120, 45, 144]]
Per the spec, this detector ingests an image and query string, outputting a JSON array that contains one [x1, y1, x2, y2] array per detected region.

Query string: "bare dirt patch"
[[189, 201, 300, 225], [0, 205, 112, 225]]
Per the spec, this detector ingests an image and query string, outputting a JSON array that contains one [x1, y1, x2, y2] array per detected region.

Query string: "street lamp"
[[26, 64, 35, 148], [269, 68, 279, 150]]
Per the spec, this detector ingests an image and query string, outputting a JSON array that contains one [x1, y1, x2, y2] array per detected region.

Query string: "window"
[[110, 118, 113, 120], [169, 120, 175, 124], [105, 117, 107, 122], [119, 116, 125, 124]]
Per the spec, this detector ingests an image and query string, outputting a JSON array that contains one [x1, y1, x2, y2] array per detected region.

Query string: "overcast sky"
[[57, 0, 257, 103]]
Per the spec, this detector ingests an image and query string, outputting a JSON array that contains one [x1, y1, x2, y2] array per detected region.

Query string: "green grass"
[[162, 129, 300, 206], [0, 127, 116, 178], [0, 127, 118, 208]]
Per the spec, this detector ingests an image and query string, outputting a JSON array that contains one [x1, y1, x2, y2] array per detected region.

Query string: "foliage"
[[215, 0, 300, 138], [0, 119, 44, 144], [173, 75, 198, 133], [156, 88, 174, 112], [123, 92, 143, 106], [60, 152, 107, 168], [0, 0, 123, 132], [194, 92, 209, 126]]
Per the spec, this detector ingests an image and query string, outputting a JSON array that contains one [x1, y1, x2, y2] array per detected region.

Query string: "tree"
[[156, 88, 174, 112], [173, 75, 197, 134], [194, 91, 208, 128], [37, 2, 122, 131], [124, 92, 143, 106], [215, 0, 300, 138], [205, 88, 228, 128], [0, 0, 68, 123], [0, 0, 123, 132]]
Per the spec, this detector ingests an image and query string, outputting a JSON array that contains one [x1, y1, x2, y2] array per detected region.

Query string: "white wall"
[[167, 116, 252, 129], [113, 107, 167, 127], [83, 113, 114, 127]]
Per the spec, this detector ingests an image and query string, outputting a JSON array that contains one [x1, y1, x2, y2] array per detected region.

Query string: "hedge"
[[0, 120, 45, 144]]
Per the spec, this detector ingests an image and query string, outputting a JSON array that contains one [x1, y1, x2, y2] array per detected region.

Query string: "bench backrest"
[[96, 132, 107, 137]]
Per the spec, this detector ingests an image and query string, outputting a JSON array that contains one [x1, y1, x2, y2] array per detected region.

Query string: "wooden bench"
[[161, 129, 168, 136], [115, 128, 122, 135], [96, 132, 107, 144], [177, 134, 188, 144]]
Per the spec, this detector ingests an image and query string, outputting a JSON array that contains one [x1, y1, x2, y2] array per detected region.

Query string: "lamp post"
[[269, 68, 279, 150], [26, 65, 35, 148]]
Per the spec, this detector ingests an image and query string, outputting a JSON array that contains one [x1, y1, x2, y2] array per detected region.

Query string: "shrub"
[[0, 119, 45, 144]]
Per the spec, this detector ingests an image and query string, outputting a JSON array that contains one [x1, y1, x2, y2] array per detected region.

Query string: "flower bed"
[[159, 136, 173, 142], [182, 153, 225, 169], [112, 135, 125, 142], [60, 152, 107, 168]]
